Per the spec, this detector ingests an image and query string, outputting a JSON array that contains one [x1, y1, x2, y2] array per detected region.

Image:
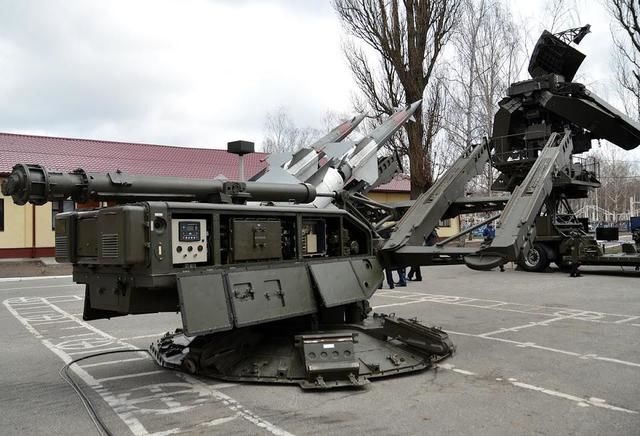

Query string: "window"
[[0, 198, 4, 231], [52, 200, 75, 229], [439, 218, 451, 228]]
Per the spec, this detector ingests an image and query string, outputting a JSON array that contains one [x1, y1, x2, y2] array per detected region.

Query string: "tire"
[[182, 357, 199, 374], [518, 243, 550, 272]]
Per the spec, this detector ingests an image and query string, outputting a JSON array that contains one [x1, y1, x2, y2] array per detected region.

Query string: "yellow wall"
[[367, 191, 461, 237], [368, 191, 410, 203], [0, 188, 54, 250], [436, 216, 461, 238]]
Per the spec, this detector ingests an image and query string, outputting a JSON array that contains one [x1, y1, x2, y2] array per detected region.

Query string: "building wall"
[[0, 187, 55, 258], [367, 191, 461, 238], [368, 191, 410, 203], [436, 216, 461, 239]]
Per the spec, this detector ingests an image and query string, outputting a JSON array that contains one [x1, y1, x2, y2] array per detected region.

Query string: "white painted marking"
[[3, 298, 150, 434], [31, 319, 75, 325], [178, 373, 295, 436], [511, 381, 638, 414], [594, 356, 640, 368], [4, 296, 295, 436], [0, 284, 78, 293], [589, 397, 606, 403], [452, 368, 476, 376], [15, 306, 51, 312], [615, 316, 640, 324], [207, 383, 238, 389], [57, 337, 115, 350], [59, 333, 98, 339], [81, 357, 149, 368], [96, 371, 166, 383], [200, 414, 240, 427], [120, 334, 164, 341], [67, 346, 137, 356], [448, 330, 640, 369], [0, 275, 71, 282], [373, 290, 640, 326], [437, 363, 477, 376], [478, 312, 591, 337], [438, 364, 638, 414], [45, 295, 83, 302]]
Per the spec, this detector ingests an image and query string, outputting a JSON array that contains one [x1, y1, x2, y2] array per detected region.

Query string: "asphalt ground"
[[1, 264, 639, 435]]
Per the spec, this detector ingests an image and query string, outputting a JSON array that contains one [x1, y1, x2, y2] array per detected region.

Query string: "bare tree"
[[581, 144, 640, 221], [442, 0, 524, 194], [608, 0, 640, 121], [334, 0, 461, 197], [543, 0, 580, 32], [262, 108, 321, 153]]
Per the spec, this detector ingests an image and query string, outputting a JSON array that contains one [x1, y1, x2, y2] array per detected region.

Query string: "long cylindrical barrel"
[[2, 164, 318, 205]]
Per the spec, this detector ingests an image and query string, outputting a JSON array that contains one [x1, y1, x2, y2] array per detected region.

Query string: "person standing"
[[407, 264, 422, 281], [395, 267, 407, 287], [482, 223, 505, 272], [569, 231, 583, 278], [482, 223, 496, 244], [408, 229, 438, 281], [384, 268, 395, 289]]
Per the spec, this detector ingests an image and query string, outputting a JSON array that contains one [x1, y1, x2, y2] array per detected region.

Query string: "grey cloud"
[[0, 0, 347, 148], [0, 1, 187, 139]]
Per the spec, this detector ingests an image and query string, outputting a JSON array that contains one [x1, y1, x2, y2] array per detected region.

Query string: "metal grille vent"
[[101, 233, 120, 259], [55, 236, 69, 259]]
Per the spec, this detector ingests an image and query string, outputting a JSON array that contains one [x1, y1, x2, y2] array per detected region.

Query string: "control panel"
[[172, 218, 208, 264], [302, 219, 326, 257]]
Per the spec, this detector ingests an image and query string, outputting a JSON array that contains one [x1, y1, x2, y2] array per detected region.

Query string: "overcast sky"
[[0, 0, 635, 158]]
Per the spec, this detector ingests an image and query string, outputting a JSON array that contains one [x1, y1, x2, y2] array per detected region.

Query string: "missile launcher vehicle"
[[3, 103, 454, 389], [377, 26, 640, 275]]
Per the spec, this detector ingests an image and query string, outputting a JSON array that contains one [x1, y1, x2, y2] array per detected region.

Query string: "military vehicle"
[[2, 102, 454, 390], [631, 217, 640, 249], [378, 25, 640, 274]]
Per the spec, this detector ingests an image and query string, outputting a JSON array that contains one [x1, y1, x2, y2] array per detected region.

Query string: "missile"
[[342, 100, 421, 183], [283, 114, 366, 179], [310, 100, 422, 208], [253, 114, 366, 184], [307, 113, 366, 152]]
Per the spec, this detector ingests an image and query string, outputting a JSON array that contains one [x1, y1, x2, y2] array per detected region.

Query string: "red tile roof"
[[0, 132, 409, 192], [374, 174, 411, 192], [0, 132, 268, 180]]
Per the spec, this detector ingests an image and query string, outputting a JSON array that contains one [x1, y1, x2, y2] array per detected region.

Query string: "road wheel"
[[182, 357, 199, 374], [518, 243, 550, 272]]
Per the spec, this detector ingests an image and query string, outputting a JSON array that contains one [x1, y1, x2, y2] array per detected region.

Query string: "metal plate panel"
[[309, 261, 365, 308], [227, 265, 316, 327], [231, 219, 282, 261], [177, 273, 233, 335], [349, 257, 384, 299]]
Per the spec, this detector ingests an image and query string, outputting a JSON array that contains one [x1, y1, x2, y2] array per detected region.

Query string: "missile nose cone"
[[407, 99, 422, 113], [351, 113, 367, 125]]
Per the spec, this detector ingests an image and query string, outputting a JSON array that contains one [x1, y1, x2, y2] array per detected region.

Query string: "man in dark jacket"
[[408, 229, 438, 281]]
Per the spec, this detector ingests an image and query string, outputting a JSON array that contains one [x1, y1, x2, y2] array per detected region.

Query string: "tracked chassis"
[[150, 313, 454, 389]]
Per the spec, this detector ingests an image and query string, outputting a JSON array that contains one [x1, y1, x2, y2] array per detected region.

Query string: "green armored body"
[[2, 104, 454, 389]]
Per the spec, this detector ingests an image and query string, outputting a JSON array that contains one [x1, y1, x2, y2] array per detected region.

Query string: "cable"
[[59, 349, 151, 436]]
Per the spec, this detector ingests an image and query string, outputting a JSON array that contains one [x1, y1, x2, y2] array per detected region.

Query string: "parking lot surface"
[[1, 264, 639, 435]]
